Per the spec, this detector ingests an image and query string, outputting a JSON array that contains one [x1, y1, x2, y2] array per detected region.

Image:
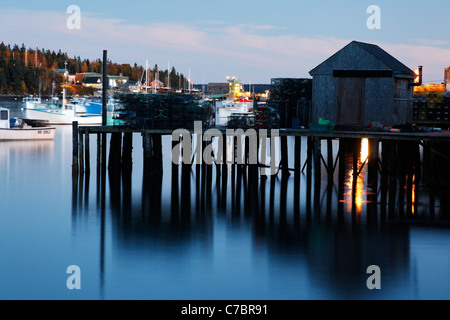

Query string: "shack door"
[[337, 77, 365, 126]]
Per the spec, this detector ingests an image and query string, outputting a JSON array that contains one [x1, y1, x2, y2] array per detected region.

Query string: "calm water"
[[0, 99, 450, 300]]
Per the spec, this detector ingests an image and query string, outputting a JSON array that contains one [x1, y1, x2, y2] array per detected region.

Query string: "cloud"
[[382, 43, 449, 82], [0, 7, 448, 83]]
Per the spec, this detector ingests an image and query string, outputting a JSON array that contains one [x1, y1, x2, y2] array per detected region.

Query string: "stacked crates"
[[445, 92, 450, 122], [413, 89, 449, 124]]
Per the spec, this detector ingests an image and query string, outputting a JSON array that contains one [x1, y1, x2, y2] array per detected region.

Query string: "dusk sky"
[[1, 0, 449, 84]]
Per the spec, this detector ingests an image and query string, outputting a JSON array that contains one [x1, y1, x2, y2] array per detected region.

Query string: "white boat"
[[22, 95, 42, 110], [24, 88, 102, 125], [0, 107, 56, 141], [216, 99, 254, 126], [214, 77, 256, 126], [24, 104, 102, 125]]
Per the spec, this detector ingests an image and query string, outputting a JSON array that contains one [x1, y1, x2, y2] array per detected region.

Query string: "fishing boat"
[[24, 103, 102, 125], [24, 89, 102, 125], [22, 95, 42, 110], [84, 96, 118, 116], [215, 77, 255, 126], [0, 107, 55, 141]]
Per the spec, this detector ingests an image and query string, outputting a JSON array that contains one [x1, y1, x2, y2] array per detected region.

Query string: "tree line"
[[0, 42, 188, 96]]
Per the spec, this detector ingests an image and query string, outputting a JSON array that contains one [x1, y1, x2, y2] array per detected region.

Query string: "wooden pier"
[[72, 122, 450, 220]]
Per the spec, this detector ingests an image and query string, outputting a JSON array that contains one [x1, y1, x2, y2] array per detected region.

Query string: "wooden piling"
[[337, 139, 346, 220], [142, 132, 152, 178], [281, 135, 289, 177], [102, 50, 108, 126], [85, 129, 90, 174], [97, 133, 101, 176], [171, 138, 180, 220], [428, 142, 436, 218], [306, 136, 313, 216], [79, 130, 84, 174], [367, 139, 379, 219], [108, 132, 122, 171], [221, 133, 228, 209], [388, 142, 398, 220], [313, 137, 322, 213], [72, 121, 79, 174], [327, 138, 333, 187], [294, 136, 301, 218], [122, 132, 133, 172]]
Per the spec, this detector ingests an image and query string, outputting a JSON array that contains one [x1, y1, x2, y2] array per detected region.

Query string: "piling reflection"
[[71, 134, 450, 298]]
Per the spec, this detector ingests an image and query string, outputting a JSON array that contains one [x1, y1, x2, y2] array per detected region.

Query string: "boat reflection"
[[0, 140, 55, 170]]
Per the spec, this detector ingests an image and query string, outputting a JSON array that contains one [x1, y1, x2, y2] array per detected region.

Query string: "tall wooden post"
[[102, 50, 108, 126]]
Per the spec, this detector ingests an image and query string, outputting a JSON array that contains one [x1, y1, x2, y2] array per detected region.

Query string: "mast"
[[188, 68, 191, 93], [145, 59, 149, 94], [167, 61, 170, 89]]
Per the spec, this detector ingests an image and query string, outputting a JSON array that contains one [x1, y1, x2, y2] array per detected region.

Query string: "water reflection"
[[70, 135, 450, 299]]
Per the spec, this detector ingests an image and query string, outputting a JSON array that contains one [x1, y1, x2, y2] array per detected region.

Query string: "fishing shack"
[[309, 41, 419, 129]]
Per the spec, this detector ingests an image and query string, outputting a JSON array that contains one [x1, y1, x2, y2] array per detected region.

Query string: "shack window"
[[0, 110, 8, 120]]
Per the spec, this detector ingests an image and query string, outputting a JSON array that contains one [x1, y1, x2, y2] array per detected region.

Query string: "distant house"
[[117, 80, 141, 93], [309, 40, 417, 128], [207, 83, 229, 95], [108, 75, 129, 88], [150, 80, 164, 90], [82, 76, 102, 89]]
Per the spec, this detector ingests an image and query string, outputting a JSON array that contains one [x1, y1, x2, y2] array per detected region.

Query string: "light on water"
[[0, 99, 450, 300]]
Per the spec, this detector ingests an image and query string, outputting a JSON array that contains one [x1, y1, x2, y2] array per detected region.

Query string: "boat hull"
[[25, 109, 102, 125], [0, 127, 56, 141]]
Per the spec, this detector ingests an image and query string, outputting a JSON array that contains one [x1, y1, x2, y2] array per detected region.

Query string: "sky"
[[1, 0, 449, 84]]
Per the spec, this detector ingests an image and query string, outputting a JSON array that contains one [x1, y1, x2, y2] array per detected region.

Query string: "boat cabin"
[[0, 108, 22, 129], [0, 108, 10, 129], [22, 96, 42, 104]]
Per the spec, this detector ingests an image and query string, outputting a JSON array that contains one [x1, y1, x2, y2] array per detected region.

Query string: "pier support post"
[[306, 136, 313, 216], [72, 121, 79, 174], [388, 141, 398, 220], [337, 139, 346, 218], [367, 139, 379, 219], [122, 132, 133, 172], [85, 129, 90, 174], [294, 136, 301, 217], [281, 135, 289, 178], [313, 137, 322, 213], [326, 138, 334, 191], [109, 132, 122, 171], [79, 130, 84, 174]]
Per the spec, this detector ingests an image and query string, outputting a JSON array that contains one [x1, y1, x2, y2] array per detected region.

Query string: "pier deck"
[[77, 125, 450, 142]]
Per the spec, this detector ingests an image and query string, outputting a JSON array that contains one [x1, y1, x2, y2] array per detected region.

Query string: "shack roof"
[[309, 41, 416, 78]]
